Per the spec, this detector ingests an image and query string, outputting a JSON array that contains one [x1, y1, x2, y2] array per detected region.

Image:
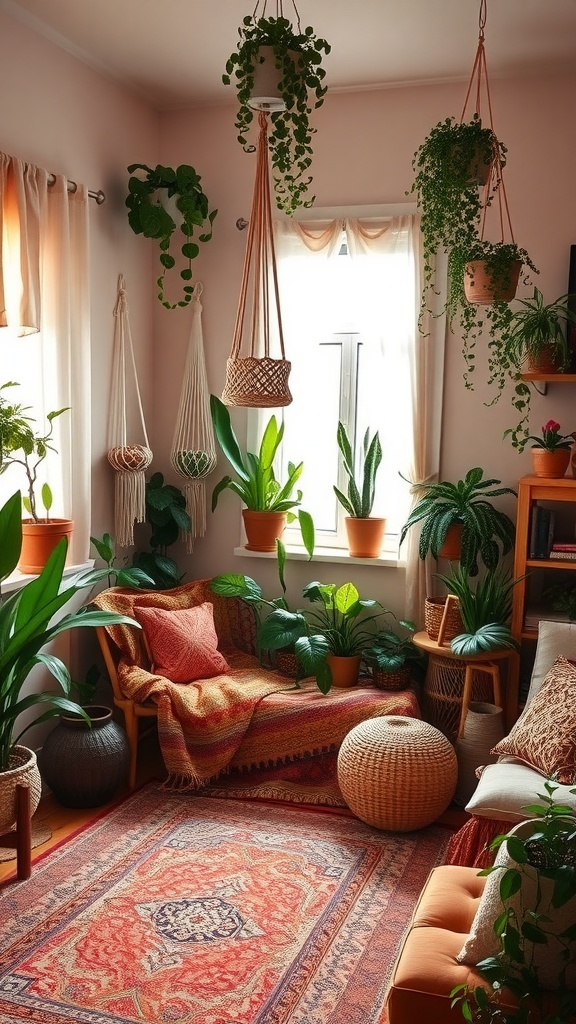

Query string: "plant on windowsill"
[[258, 581, 385, 692], [399, 467, 516, 577], [222, 10, 330, 214], [131, 472, 192, 590], [451, 780, 576, 1024], [434, 564, 520, 656], [0, 380, 72, 574], [210, 394, 314, 556], [125, 162, 217, 309], [0, 491, 137, 831], [408, 114, 506, 313], [334, 421, 385, 558]]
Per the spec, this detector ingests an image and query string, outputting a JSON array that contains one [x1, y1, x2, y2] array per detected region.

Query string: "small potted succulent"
[[125, 163, 217, 309], [333, 421, 384, 558], [222, 13, 330, 214], [519, 419, 574, 479]]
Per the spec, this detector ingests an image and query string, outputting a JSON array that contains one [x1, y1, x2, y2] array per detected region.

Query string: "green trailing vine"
[[125, 163, 217, 309]]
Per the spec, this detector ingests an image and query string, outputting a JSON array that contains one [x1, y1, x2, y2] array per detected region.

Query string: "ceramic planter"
[[248, 45, 297, 112], [326, 653, 361, 689], [464, 259, 521, 304], [38, 706, 130, 808], [18, 518, 74, 574], [344, 517, 386, 558], [530, 447, 570, 479], [242, 509, 287, 552]]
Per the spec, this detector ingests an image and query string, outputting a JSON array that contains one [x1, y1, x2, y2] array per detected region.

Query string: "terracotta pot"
[[530, 448, 570, 479], [526, 346, 564, 375], [466, 144, 493, 186], [18, 518, 74, 574], [464, 259, 521, 304], [344, 517, 386, 558], [327, 653, 361, 689], [0, 745, 42, 835], [438, 522, 463, 561], [242, 509, 287, 552]]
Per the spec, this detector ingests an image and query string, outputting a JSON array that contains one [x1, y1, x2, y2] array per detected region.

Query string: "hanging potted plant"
[[210, 395, 315, 554], [333, 421, 385, 558], [125, 163, 217, 309], [409, 114, 506, 307], [0, 381, 73, 574], [222, 8, 330, 214]]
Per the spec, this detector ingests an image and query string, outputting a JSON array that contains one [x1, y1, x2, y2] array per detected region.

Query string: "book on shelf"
[[551, 542, 576, 551], [549, 550, 576, 561], [529, 504, 541, 558], [534, 507, 555, 559], [523, 607, 571, 630]]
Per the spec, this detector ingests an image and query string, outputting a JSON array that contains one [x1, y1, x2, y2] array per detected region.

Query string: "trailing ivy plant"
[[223, 14, 330, 214], [125, 163, 217, 309], [409, 114, 506, 313]]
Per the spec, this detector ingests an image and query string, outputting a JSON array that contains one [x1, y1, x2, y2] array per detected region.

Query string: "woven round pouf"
[[337, 717, 457, 831]]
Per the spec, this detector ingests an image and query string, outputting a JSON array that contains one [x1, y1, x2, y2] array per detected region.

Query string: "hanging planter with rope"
[[107, 275, 153, 548], [222, 111, 292, 408], [170, 282, 217, 551]]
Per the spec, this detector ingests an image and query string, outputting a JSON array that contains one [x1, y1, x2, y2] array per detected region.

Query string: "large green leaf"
[[0, 491, 22, 581], [210, 395, 249, 482]]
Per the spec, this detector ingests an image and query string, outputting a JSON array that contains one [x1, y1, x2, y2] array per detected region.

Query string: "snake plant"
[[435, 564, 520, 656], [333, 421, 383, 518]]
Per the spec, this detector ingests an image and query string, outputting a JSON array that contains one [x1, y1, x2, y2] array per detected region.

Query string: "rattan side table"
[[337, 716, 457, 831]]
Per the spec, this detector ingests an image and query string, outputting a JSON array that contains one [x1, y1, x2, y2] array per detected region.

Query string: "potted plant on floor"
[[434, 564, 520, 656], [131, 472, 192, 589], [0, 380, 73, 574], [399, 467, 516, 577], [125, 162, 217, 309], [409, 114, 506, 311], [362, 615, 426, 691], [210, 394, 314, 555], [0, 491, 137, 832], [333, 421, 385, 558], [258, 580, 385, 692], [452, 780, 576, 1023], [222, 11, 330, 214]]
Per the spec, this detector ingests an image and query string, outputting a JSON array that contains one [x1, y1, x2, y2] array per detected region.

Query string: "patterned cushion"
[[491, 656, 576, 784], [133, 602, 230, 683]]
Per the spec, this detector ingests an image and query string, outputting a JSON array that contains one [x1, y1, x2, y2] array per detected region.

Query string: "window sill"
[[234, 545, 404, 569], [1, 560, 95, 595]]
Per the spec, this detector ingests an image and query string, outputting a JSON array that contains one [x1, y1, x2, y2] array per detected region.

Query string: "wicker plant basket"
[[371, 665, 411, 691], [0, 745, 42, 835], [424, 596, 464, 643]]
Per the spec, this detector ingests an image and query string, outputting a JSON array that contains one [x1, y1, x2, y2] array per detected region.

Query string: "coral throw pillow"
[[134, 602, 230, 683], [491, 655, 576, 784]]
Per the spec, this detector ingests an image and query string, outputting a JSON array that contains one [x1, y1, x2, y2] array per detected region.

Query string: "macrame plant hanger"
[[170, 282, 217, 551], [461, 0, 515, 250], [107, 274, 153, 547], [221, 111, 292, 407]]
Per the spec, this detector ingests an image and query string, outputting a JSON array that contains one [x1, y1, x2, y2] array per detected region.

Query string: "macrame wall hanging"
[[107, 274, 153, 547], [221, 111, 292, 407], [170, 282, 216, 551]]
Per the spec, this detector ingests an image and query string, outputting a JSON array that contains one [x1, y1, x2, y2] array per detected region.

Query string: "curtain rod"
[[47, 173, 105, 205]]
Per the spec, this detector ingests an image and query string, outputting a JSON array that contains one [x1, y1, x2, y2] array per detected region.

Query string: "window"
[[251, 210, 421, 557]]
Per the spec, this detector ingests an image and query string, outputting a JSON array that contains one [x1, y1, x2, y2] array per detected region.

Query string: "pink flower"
[[543, 420, 560, 433]]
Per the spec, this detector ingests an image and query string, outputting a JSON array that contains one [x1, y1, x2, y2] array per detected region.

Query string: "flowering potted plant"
[[521, 420, 574, 479]]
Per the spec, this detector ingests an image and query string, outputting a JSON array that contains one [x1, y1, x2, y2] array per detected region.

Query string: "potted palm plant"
[[222, 12, 330, 214], [125, 162, 217, 309], [334, 421, 385, 558], [210, 394, 314, 555], [0, 491, 137, 832], [0, 380, 72, 574], [258, 580, 385, 692], [399, 467, 516, 577]]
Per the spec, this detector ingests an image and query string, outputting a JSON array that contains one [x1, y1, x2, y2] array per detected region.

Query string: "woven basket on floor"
[[424, 596, 464, 643], [0, 745, 42, 835], [371, 665, 411, 691], [337, 717, 457, 831], [421, 656, 494, 743]]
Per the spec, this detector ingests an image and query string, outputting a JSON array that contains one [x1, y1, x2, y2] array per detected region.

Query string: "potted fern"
[[334, 422, 384, 558], [222, 12, 330, 214], [125, 163, 217, 309]]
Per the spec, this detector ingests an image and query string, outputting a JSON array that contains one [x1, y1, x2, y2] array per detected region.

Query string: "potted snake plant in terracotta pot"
[[222, 11, 330, 214], [126, 162, 217, 309], [334, 421, 384, 558], [0, 381, 73, 574], [210, 395, 314, 555]]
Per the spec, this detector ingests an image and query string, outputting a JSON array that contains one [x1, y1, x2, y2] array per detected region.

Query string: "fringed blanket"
[[92, 580, 421, 791]]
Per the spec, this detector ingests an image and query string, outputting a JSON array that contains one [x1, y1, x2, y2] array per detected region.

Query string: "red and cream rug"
[[0, 784, 450, 1023]]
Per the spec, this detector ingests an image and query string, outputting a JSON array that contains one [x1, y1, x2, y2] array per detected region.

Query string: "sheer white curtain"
[[274, 213, 446, 625], [0, 154, 91, 564]]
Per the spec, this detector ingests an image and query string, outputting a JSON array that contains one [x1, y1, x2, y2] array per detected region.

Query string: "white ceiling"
[[3, 0, 576, 110]]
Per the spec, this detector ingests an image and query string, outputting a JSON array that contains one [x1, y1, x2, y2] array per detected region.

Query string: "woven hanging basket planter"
[[222, 111, 291, 408]]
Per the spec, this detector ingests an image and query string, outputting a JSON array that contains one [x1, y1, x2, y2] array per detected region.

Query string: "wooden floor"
[[0, 732, 467, 885]]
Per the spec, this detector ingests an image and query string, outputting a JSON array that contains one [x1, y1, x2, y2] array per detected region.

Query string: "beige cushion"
[[465, 760, 576, 822], [491, 656, 576, 784], [527, 619, 576, 706], [457, 819, 576, 990]]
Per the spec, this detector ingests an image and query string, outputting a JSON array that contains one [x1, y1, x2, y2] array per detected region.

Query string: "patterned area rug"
[[0, 784, 450, 1024]]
